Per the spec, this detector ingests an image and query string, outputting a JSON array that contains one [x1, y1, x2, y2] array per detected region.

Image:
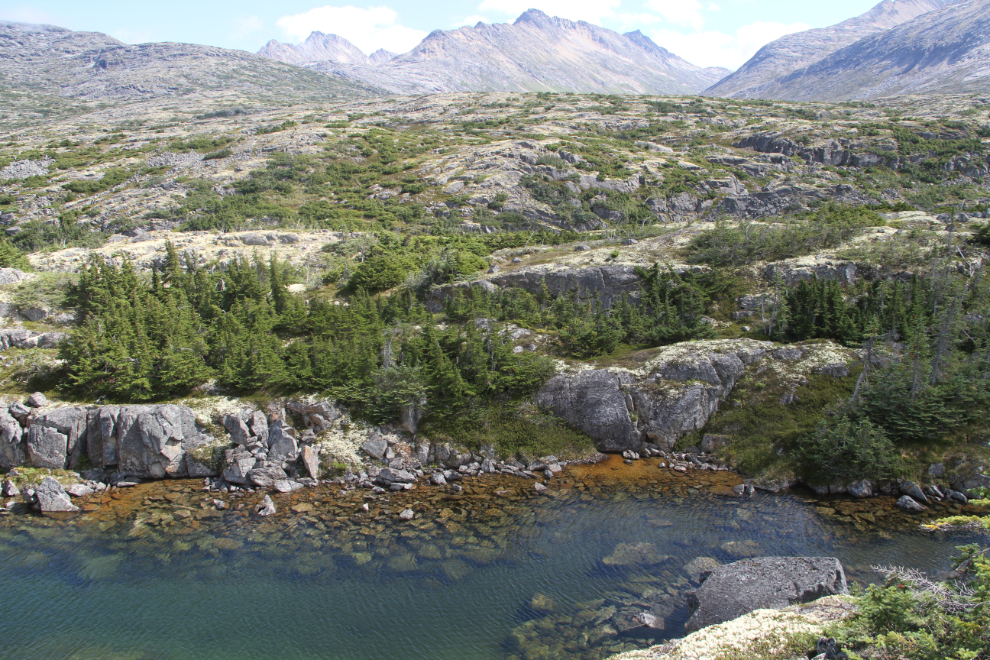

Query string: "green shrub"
[[346, 254, 418, 293], [689, 204, 884, 267], [62, 167, 131, 194], [793, 411, 899, 483]]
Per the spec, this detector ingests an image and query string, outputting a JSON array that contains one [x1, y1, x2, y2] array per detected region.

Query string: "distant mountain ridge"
[[258, 32, 396, 67], [706, 0, 966, 98], [258, 9, 729, 95], [0, 21, 374, 101], [757, 0, 990, 100]]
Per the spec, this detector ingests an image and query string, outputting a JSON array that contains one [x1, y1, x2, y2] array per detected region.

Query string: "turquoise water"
[[0, 465, 979, 660]]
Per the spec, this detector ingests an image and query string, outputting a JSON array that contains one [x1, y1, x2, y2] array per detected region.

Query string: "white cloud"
[[476, 0, 621, 25], [650, 20, 810, 69], [230, 16, 263, 41], [646, 0, 705, 32], [276, 5, 427, 55]]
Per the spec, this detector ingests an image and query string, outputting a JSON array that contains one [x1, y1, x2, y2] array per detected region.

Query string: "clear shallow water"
[[0, 457, 981, 660]]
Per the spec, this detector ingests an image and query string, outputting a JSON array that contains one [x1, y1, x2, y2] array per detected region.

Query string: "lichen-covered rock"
[[610, 596, 856, 660], [685, 557, 849, 632]]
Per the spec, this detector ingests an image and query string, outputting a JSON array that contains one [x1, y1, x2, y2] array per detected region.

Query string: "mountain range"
[[0, 20, 374, 102], [707, 0, 990, 100], [2, 1, 990, 105], [258, 10, 729, 95]]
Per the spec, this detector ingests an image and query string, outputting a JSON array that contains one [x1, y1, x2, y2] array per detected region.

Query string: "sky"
[[0, 0, 884, 70]]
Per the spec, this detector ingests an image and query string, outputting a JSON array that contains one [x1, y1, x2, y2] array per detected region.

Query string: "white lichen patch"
[[312, 418, 373, 466], [620, 338, 773, 379], [176, 395, 255, 427], [609, 596, 855, 660]]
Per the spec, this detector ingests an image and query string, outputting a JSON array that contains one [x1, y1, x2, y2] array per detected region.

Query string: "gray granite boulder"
[[35, 476, 79, 513], [113, 405, 218, 478], [223, 414, 252, 446], [537, 370, 641, 452], [685, 557, 848, 632]]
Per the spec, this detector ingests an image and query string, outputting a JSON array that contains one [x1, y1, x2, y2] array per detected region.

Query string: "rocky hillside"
[[296, 10, 729, 95], [707, 0, 960, 99], [0, 85, 988, 497], [762, 0, 990, 100], [0, 21, 376, 103]]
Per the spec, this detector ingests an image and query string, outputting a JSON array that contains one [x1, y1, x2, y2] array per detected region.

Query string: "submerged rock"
[[685, 556, 848, 632], [603, 542, 670, 566], [256, 495, 276, 516]]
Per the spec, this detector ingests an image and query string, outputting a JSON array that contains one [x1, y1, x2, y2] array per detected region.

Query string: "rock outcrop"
[[537, 339, 784, 452], [685, 557, 849, 632]]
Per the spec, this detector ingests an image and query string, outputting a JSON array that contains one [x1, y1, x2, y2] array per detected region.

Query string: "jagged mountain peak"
[[258, 31, 368, 67]]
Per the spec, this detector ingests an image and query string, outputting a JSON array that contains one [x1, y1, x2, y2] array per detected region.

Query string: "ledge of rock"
[[684, 556, 849, 633], [609, 595, 856, 660]]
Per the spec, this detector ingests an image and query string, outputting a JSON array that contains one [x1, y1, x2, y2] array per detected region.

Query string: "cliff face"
[[706, 0, 963, 99]]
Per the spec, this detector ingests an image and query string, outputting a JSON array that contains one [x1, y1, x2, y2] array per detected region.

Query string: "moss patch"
[[421, 402, 596, 460]]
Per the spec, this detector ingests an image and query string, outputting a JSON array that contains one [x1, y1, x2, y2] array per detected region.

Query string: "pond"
[[0, 456, 980, 660]]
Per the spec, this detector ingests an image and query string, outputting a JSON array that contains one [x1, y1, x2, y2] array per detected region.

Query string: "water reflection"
[[0, 456, 983, 660]]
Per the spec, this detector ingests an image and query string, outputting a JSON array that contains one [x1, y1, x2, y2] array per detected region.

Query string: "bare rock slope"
[[707, 0, 962, 99], [762, 0, 990, 100]]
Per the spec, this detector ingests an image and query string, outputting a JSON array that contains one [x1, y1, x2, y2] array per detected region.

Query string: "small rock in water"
[[274, 479, 303, 493], [65, 484, 94, 498], [847, 480, 873, 499], [530, 592, 555, 613], [256, 495, 276, 516], [213, 499, 228, 510], [360, 503, 369, 512], [899, 481, 930, 505], [450, 484, 463, 493], [399, 508, 415, 520], [895, 495, 926, 512], [534, 482, 548, 493], [624, 459, 633, 465], [430, 473, 447, 486]]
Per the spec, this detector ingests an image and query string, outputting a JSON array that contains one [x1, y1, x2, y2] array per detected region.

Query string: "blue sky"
[[0, 0, 882, 69]]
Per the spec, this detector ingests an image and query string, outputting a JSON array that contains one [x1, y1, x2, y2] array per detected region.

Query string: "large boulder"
[[537, 370, 641, 452], [35, 476, 79, 513], [685, 557, 849, 632]]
